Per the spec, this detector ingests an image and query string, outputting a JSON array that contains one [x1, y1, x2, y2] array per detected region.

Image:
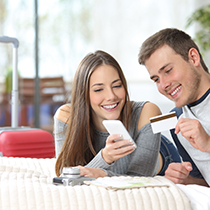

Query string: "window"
[[0, 0, 207, 136]]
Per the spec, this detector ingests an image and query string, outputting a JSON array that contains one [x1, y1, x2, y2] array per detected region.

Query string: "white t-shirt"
[[177, 90, 210, 185]]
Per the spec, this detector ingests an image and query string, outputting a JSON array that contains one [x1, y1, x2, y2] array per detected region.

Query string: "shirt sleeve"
[[126, 123, 161, 176], [85, 151, 124, 177], [54, 116, 66, 158], [85, 150, 114, 168], [86, 123, 161, 177]]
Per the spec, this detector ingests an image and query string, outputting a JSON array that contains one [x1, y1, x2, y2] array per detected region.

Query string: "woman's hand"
[[102, 134, 136, 164], [77, 166, 107, 178]]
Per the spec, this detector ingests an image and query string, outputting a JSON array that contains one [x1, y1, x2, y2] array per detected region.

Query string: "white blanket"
[[177, 184, 210, 210], [0, 157, 192, 210]]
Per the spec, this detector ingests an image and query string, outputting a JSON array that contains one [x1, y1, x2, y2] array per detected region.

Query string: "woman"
[[54, 50, 181, 178]]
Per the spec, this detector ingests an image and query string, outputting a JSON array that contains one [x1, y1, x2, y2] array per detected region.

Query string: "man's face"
[[145, 44, 201, 108]]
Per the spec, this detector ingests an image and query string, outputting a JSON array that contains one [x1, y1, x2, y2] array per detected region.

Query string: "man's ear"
[[188, 48, 200, 67]]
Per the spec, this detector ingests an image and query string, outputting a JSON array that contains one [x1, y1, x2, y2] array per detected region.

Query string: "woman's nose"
[[106, 89, 116, 100]]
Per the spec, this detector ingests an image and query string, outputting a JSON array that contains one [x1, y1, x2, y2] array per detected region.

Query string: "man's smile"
[[168, 85, 182, 98]]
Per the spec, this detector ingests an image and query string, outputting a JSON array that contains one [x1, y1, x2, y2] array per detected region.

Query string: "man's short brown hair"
[[138, 28, 208, 73]]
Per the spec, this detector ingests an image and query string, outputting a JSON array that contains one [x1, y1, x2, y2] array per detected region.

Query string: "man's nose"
[[159, 77, 171, 90]]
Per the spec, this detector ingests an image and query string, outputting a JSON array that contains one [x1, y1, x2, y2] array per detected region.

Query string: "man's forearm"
[[186, 176, 209, 187]]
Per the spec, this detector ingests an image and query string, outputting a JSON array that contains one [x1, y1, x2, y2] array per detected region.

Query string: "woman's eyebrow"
[[112, 79, 121, 84], [91, 83, 104, 88], [91, 79, 121, 88]]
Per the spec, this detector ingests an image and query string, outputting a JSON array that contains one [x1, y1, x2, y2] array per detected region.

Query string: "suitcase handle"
[[0, 36, 19, 48], [0, 36, 19, 127]]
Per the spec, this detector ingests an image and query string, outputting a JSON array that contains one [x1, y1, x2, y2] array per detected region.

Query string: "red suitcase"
[[0, 128, 55, 158], [0, 36, 55, 158]]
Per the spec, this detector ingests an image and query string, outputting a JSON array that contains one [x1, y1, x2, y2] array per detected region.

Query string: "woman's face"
[[89, 64, 126, 131]]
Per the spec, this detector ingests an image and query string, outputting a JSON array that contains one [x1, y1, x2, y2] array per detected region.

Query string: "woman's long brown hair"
[[55, 50, 132, 176]]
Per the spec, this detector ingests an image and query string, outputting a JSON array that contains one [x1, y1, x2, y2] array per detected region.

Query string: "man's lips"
[[169, 85, 182, 98]]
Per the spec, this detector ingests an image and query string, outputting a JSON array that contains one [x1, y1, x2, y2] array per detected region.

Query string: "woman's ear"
[[188, 48, 200, 67]]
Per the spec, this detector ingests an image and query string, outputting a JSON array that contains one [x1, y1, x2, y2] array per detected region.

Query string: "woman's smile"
[[101, 102, 119, 111]]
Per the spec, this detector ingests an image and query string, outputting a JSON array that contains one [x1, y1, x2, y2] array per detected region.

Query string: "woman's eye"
[[113, 84, 122, 88], [94, 89, 103, 92]]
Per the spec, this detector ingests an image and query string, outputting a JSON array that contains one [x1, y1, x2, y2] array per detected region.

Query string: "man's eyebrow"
[[150, 75, 157, 80], [159, 63, 170, 72], [150, 63, 170, 80]]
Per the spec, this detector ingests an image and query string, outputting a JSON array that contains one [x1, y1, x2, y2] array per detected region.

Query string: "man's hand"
[[102, 134, 136, 164], [175, 118, 210, 153], [165, 162, 209, 186], [77, 166, 106, 178], [165, 162, 192, 184]]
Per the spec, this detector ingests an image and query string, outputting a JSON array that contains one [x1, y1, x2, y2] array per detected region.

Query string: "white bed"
[[0, 156, 208, 210]]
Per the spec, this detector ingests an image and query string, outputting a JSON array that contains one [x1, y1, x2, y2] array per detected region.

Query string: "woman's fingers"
[[102, 134, 136, 164]]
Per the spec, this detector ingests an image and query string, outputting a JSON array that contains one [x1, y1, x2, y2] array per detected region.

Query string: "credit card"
[[150, 111, 177, 134]]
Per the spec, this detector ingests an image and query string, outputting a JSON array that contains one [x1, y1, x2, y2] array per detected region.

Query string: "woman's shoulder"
[[142, 102, 161, 117], [135, 101, 161, 130], [54, 103, 71, 123]]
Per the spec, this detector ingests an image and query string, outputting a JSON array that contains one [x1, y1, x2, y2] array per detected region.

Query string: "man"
[[138, 28, 210, 187]]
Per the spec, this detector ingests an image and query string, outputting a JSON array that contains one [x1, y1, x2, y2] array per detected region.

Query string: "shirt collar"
[[187, 88, 210, 108]]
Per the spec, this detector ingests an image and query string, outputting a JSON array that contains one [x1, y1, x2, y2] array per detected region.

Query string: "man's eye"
[[166, 68, 172, 73], [153, 78, 159, 83]]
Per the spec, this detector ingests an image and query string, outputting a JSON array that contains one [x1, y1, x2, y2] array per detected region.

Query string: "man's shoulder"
[[170, 107, 183, 118]]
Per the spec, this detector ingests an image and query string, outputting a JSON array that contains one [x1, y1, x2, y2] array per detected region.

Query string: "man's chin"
[[167, 96, 183, 108], [175, 104, 182, 108], [174, 101, 184, 108]]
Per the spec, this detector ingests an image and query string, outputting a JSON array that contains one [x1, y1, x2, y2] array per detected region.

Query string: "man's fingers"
[[165, 162, 192, 184], [182, 162, 192, 171], [175, 120, 181, 134]]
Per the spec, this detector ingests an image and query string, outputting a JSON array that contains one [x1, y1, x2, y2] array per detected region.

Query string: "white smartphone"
[[102, 120, 137, 148]]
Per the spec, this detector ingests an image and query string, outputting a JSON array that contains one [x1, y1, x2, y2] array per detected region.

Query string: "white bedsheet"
[[0, 157, 193, 210], [177, 184, 210, 210]]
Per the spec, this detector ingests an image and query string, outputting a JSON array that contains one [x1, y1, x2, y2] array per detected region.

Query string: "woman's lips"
[[102, 103, 119, 110]]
